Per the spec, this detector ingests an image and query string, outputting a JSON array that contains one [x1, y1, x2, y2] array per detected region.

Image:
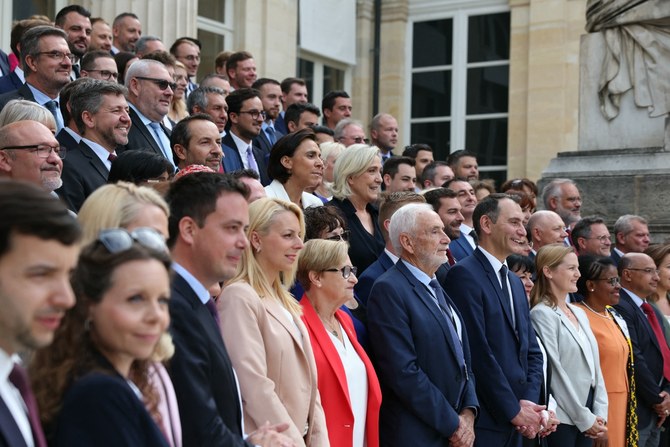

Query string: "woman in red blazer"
[[297, 238, 381, 447]]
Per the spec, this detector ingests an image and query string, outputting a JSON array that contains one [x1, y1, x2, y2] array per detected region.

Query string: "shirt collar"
[[385, 248, 399, 264], [401, 259, 432, 289], [0, 349, 20, 383], [478, 246, 506, 273], [623, 287, 645, 308], [82, 137, 115, 167], [460, 223, 473, 234], [26, 83, 58, 103], [129, 103, 153, 126], [172, 262, 211, 305]]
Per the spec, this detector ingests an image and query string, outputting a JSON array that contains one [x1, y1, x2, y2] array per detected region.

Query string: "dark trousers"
[[546, 387, 595, 447]]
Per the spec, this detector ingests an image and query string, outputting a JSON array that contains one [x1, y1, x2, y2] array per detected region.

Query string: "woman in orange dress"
[[577, 255, 636, 447]]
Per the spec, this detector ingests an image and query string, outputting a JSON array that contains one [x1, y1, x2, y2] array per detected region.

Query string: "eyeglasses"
[[626, 267, 660, 275], [340, 136, 369, 144], [83, 69, 118, 80], [0, 144, 66, 159], [97, 227, 168, 254], [325, 230, 350, 242], [586, 235, 611, 243], [135, 76, 177, 91], [36, 51, 74, 62], [593, 276, 620, 286], [323, 265, 357, 279], [237, 110, 266, 120]]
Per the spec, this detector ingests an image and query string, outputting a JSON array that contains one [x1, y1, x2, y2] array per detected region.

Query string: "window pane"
[[465, 118, 508, 166], [478, 170, 507, 188], [197, 29, 225, 80], [410, 122, 451, 160], [323, 65, 344, 94], [468, 12, 510, 63], [411, 71, 451, 118], [413, 19, 452, 68], [198, 0, 226, 22], [298, 58, 314, 99], [466, 65, 509, 115], [13, 0, 54, 20]]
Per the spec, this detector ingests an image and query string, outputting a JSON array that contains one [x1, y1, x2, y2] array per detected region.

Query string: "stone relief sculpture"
[[586, 0, 670, 120]]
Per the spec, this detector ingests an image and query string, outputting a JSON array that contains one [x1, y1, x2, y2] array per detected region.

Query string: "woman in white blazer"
[[530, 244, 608, 447], [264, 128, 324, 209]]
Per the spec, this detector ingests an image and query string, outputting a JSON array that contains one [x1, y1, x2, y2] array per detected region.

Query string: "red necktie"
[[9, 364, 47, 447], [641, 302, 670, 381], [446, 248, 456, 266], [107, 152, 117, 162]]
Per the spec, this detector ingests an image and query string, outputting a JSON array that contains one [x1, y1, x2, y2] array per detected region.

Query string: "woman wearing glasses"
[[297, 239, 381, 447], [645, 244, 670, 322], [265, 128, 324, 209], [530, 244, 608, 447], [31, 228, 172, 446], [576, 255, 636, 447], [218, 198, 327, 446], [326, 144, 384, 273]]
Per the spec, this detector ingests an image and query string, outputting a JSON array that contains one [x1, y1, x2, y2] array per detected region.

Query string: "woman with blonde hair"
[[297, 239, 381, 447], [218, 198, 328, 446], [314, 141, 345, 201], [530, 244, 608, 447], [167, 61, 189, 125], [0, 99, 57, 133], [326, 144, 384, 273]]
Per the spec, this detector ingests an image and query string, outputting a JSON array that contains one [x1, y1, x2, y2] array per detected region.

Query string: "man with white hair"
[[334, 118, 367, 147], [368, 202, 478, 446], [541, 178, 582, 228]]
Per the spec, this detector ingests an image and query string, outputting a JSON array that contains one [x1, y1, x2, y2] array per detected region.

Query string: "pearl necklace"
[[582, 302, 611, 319]]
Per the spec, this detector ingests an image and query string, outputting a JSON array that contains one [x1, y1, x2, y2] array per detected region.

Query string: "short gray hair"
[[70, 79, 128, 133], [135, 35, 163, 54], [541, 178, 576, 210], [331, 144, 380, 200], [389, 203, 434, 254], [333, 118, 364, 141], [613, 214, 648, 237], [186, 86, 225, 115], [125, 58, 166, 86], [0, 99, 55, 129], [21, 26, 68, 72]]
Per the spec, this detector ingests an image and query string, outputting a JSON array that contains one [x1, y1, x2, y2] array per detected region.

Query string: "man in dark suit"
[[370, 113, 399, 163], [0, 181, 81, 447], [611, 214, 651, 264], [165, 172, 291, 447], [368, 203, 478, 447], [283, 102, 321, 134], [424, 187, 464, 284], [221, 88, 270, 184], [54, 5, 92, 80], [251, 78, 284, 156], [0, 50, 10, 77], [121, 59, 175, 168], [55, 77, 87, 155], [275, 77, 308, 134], [356, 191, 425, 304], [444, 179, 478, 261], [444, 194, 544, 447], [615, 252, 670, 447], [57, 80, 129, 211], [0, 26, 72, 131]]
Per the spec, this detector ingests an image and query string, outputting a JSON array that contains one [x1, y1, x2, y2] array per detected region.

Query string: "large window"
[[298, 55, 349, 115], [410, 9, 510, 184], [196, 0, 233, 80]]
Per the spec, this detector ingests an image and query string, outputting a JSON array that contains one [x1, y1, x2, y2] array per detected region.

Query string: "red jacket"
[[301, 296, 381, 447]]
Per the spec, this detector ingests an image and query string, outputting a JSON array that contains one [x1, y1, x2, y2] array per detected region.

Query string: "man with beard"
[[355, 191, 426, 305], [0, 120, 65, 194], [251, 78, 283, 156], [424, 187, 464, 281], [58, 80, 130, 211], [88, 18, 112, 52], [187, 86, 229, 139], [226, 51, 257, 91], [111, 13, 142, 54], [221, 88, 269, 185], [444, 178, 478, 261], [54, 5, 91, 80], [171, 114, 223, 171], [447, 150, 479, 181], [0, 26, 72, 132]]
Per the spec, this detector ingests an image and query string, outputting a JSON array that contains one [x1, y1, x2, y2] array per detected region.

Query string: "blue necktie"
[[428, 279, 465, 365], [149, 122, 175, 166], [266, 126, 276, 145], [44, 100, 63, 132]]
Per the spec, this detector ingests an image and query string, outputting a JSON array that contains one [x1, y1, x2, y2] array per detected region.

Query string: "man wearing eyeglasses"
[[616, 252, 670, 447], [80, 51, 118, 82], [58, 79, 130, 211], [170, 38, 200, 97], [0, 120, 65, 193], [333, 118, 367, 147], [122, 59, 176, 168], [0, 26, 72, 133], [571, 216, 612, 257], [221, 88, 270, 185]]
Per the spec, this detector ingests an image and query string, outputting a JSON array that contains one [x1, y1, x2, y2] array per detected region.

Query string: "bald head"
[[527, 210, 568, 250], [619, 252, 659, 298]]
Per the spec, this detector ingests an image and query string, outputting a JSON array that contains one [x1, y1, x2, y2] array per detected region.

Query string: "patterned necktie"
[[9, 364, 47, 447], [641, 302, 670, 380], [246, 146, 259, 174]]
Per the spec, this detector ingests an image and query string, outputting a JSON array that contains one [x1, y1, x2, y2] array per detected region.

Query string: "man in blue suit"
[[444, 194, 544, 447], [444, 179, 478, 261], [368, 203, 478, 447], [355, 191, 425, 304]]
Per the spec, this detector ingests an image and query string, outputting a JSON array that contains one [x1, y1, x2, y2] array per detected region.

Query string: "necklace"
[[582, 302, 611, 319], [316, 313, 339, 337]]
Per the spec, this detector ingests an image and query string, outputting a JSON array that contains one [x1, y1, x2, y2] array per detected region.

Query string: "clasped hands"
[[511, 400, 559, 439]]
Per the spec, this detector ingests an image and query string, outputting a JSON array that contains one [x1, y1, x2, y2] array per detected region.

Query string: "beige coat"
[[218, 281, 329, 447]]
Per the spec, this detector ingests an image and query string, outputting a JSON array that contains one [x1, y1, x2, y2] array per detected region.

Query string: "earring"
[[590, 289, 595, 292]]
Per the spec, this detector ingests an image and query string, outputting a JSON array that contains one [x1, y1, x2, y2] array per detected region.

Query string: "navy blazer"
[[0, 72, 22, 95], [355, 251, 395, 305], [610, 249, 622, 267], [614, 289, 668, 428], [253, 125, 284, 157], [54, 371, 168, 447], [120, 107, 170, 158], [274, 113, 288, 135], [221, 132, 270, 185], [0, 396, 28, 447], [449, 232, 474, 262], [0, 83, 36, 112], [0, 50, 9, 76], [367, 260, 478, 446], [168, 273, 252, 447], [56, 128, 80, 154], [444, 248, 543, 446], [56, 140, 109, 212]]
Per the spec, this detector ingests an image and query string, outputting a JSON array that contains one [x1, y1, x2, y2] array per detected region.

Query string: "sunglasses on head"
[[97, 228, 168, 254]]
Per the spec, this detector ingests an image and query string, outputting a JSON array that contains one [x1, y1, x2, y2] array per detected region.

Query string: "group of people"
[[1, 5, 670, 447]]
